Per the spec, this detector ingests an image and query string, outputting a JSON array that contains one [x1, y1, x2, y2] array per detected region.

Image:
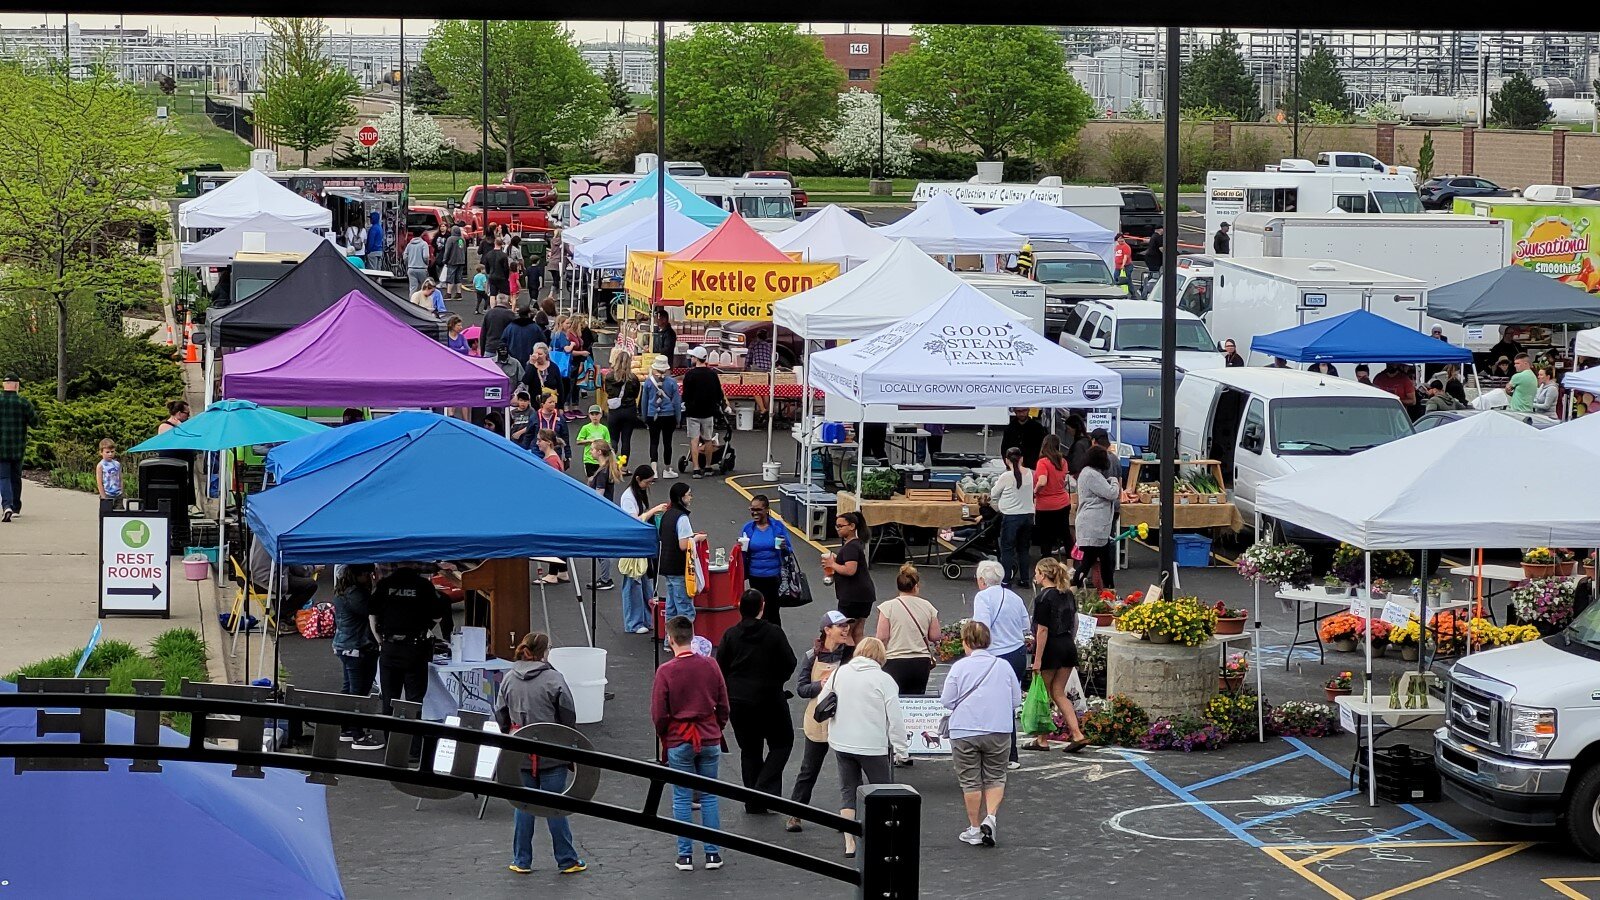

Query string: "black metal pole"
[[1159, 27, 1179, 584], [1292, 29, 1302, 159], [877, 24, 886, 178], [481, 21, 489, 203], [399, 18, 406, 172], [656, 21, 666, 255]]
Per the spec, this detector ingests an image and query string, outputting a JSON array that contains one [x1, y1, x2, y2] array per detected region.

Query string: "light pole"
[[1292, 29, 1302, 159], [481, 21, 489, 204], [656, 21, 666, 255], [1159, 26, 1179, 585], [399, 18, 406, 172], [877, 23, 886, 178]]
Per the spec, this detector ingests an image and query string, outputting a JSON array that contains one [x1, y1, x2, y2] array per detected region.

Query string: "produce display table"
[[837, 491, 972, 566], [1119, 458, 1241, 531], [422, 657, 515, 722], [1334, 693, 1447, 802], [1276, 587, 1473, 670], [721, 382, 822, 400]]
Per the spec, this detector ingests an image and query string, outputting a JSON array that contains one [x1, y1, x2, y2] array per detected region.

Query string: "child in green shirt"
[[575, 405, 611, 477]]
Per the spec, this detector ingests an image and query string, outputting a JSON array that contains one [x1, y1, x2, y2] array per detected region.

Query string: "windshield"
[[1115, 320, 1217, 353], [735, 195, 795, 219], [1270, 397, 1413, 455], [1119, 379, 1162, 420], [1564, 600, 1600, 649], [1035, 259, 1112, 285], [1372, 191, 1424, 213]]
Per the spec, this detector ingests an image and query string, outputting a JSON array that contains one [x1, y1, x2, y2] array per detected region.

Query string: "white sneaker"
[[1007, 760, 1021, 771], [980, 815, 996, 847], [958, 826, 984, 846], [632, 625, 651, 634], [660, 468, 677, 479]]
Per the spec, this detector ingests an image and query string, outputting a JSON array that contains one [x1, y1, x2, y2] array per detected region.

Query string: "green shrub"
[[106, 655, 161, 694], [1227, 131, 1276, 172], [87, 640, 141, 671], [5, 629, 209, 736], [7, 654, 80, 681], [1203, 691, 1265, 743], [1101, 129, 1163, 183]]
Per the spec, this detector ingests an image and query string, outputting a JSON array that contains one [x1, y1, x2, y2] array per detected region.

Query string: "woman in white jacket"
[[818, 636, 906, 858]]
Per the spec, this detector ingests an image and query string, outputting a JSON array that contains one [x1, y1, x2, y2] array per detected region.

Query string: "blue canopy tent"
[[1249, 310, 1474, 364], [0, 681, 343, 899], [264, 410, 438, 483], [578, 170, 730, 227]]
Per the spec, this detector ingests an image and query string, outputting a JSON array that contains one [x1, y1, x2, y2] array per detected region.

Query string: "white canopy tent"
[[1257, 411, 1600, 805], [177, 168, 333, 232], [1564, 365, 1600, 394], [179, 212, 326, 267], [772, 239, 967, 340], [874, 193, 1025, 255], [569, 205, 709, 269], [1575, 327, 1600, 361], [562, 198, 658, 246], [769, 204, 895, 272], [1543, 407, 1600, 451], [982, 198, 1117, 267]]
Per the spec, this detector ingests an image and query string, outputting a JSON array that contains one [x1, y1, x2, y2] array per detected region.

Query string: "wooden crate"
[[905, 487, 956, 502]]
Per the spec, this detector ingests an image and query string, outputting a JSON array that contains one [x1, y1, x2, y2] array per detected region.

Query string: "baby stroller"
[[677, 411, 737, 476], [939, 505, 1001, 580]]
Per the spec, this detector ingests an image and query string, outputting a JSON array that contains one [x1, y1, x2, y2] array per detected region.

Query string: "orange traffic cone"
[[163, 321, 175, 346], [182, 314, 199, 364]]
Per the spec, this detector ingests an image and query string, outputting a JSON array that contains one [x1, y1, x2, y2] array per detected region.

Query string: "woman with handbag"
[[641, 357, 682, 479], [785, 611, 854, 834], [617, 464, 669, 634], [739, 494, 792, 626], [874, 564, 940, 696], [1070, 446, 1119, 590], [1027, 557, 1088, 752], [603, 348, 642, 463], [940, 620, 1022, 847], [817, 636, 905, 858], [824, 511, 875, 642]]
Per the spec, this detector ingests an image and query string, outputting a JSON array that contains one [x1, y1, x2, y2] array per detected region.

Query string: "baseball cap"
[[689, 346, 709, 361], [1, 372, 18, 382], [821, 610, 849, 628], [588, 404, 602, 414]]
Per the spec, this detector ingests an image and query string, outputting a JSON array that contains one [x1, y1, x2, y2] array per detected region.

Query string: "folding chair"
[[227, 556, 277, 655]]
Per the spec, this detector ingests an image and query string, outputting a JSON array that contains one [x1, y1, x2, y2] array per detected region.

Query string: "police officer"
[[368, 562, 451, 728]]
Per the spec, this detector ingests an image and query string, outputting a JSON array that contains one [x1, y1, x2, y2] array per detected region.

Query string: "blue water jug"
[[821, 422, 845, 444]]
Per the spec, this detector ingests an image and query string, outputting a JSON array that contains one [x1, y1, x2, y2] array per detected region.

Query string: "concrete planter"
[[1106, 634, 1219, 721]]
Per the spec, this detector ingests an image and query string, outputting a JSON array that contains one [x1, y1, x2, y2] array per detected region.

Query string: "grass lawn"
[[795, 176, 919, 193], [132, 82, 252, 171], [805, 193, 911, 205]]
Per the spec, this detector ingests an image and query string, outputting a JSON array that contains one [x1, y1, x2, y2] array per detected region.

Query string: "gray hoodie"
[[494, 659, 577, 771], [443, 226, 468, 267]]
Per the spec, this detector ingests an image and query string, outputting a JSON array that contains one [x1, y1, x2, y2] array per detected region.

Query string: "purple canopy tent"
[[222, 291, 510, 408]]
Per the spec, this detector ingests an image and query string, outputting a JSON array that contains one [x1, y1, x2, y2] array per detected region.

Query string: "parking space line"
[[1284, 737, 1477, 842], [1182, 750, 1304, 792], [1261, 847, 1357, 900], [1544, 876, 1600, 899], [1266, 841, 1535, 900], [1362, 842, 1534, 900], [1239, 789, 1361, 828], [1116, 749, 1265, 847], [723, 474, 834, 556], [1355, 818, 1431, 842]]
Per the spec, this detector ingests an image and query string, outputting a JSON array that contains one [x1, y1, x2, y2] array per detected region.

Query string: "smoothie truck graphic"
[[1514, 215, 1597, 290]]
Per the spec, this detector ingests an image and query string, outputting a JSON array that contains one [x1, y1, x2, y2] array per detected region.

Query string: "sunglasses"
[[749, 506, 767, 514]]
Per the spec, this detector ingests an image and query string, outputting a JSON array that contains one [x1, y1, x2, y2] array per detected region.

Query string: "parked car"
[[1573, 185, 1600, 202], [1114, 184, 1163, 247], [1420, 175, 1512, 209], [458, 184, 552, 238], [745, 170, 808, 207], [1412, 408, 1560, 432], [1057, 297, 1224, 371], [503, 168, 558, 210], [1029, 244, 1128, 339], [398, 205, 449, 257], [1314, 151, 1419, 182]]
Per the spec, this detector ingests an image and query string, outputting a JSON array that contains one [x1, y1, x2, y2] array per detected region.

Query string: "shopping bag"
[[1019, 672, 1056, 735], [1064, 669, 1088, 717], [778, 549, 813, 607], [296, 602, 335, 639]]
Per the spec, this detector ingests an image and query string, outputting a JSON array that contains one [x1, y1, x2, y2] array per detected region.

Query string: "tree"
[[372, 106, 453, 167], [0, 64, 179, 400], [878, 25, 1094, 161], [828, 90, 914, 176], [1490, 72, 1553, 130], [666, 23, 842, 171], [602, 55, 631, 115], [405, 61, 450, 114], [1180, 32, 1263, 122], [1417, 131, 1436, 182], [251, 18, 359, 167], [423, 21, 607, 168], [1291, 40, 1349, 115]]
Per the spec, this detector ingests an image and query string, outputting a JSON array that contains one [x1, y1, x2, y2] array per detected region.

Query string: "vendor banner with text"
[[626, 251, 838, 316]]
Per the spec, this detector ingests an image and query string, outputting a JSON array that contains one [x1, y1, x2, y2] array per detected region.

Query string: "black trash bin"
[[138, 457, 190, 552]]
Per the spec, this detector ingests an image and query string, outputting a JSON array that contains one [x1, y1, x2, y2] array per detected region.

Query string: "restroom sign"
[[99, 511, 170, 618]]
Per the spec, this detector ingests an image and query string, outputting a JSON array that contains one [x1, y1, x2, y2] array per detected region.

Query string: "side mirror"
[[1089, 337, 1108, 351], [1242, 423, 1263, 451]]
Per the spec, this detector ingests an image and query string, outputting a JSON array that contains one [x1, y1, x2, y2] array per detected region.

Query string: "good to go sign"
[[99, 512, 170, 618]]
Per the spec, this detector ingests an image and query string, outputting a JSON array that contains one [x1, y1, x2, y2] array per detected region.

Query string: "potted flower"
[[1468, 617, 1503, 650], [935, 621, 967, 663], [1212, 601, 1249, 635], [1389, 620, 1422, 661], [1369, 578, 1390, 599], [1331, 543, 1415, 587], [1586, 552, 1597, 580], [1115, 596, 1218, 646], [1219, 653, 1249, 692], [1523, 547, 1558, 579], [1431, 610, 1467, 655], [1556, 548, 1579, 576], [1501, 623, 1542, 645], [1079, 589, 1117, 628], [1365, 618, 1393, 652], [1322, 574, 1346, 597], [1236, 541, 1314, 589], [1325, 670, 1354, 702], [1427, 577, 1452, 603], [1512, 577, 1578, 635], [1317, 612, 1364, 652]]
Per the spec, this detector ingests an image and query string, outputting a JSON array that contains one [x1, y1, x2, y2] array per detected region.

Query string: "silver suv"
[[1030, 243, 1126, 339]]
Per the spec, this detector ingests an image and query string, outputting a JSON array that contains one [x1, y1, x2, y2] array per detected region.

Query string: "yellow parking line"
[[1261, 847, 1356, 900], [1364, 842, 1533, 900], [1543, 877, 1600, 900], [1263, 841, 1535, 900], [723, 474, 834, 556]]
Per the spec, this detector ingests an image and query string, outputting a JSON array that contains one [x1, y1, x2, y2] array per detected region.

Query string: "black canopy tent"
[[1428, 265, 1600, 326], [204, 242, 445, 348]]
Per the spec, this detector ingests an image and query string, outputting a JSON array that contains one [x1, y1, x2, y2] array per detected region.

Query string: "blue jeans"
[[621, 575, 652, 632], [0, 458, 19, 512], [666, 743, 721, 857], [511, 767, 579, 869], [663, 575, 695, 621]]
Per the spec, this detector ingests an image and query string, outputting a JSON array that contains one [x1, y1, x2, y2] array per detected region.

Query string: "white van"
[[1174, 368, 1413, 539], [1057, 298, 1225, 371]]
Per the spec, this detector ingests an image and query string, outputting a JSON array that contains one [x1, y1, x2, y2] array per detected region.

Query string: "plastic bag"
[[1019, 672, 1056, 736]]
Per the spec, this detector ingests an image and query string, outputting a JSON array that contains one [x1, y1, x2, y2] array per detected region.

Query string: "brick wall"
[[1564, 133, 1600, 186], [1473, 130, 1555, 188], [1392, 127, 1464, 179]]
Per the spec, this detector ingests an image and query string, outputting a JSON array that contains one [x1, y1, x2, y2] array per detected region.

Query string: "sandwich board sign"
[[99, 511, 170, 618]]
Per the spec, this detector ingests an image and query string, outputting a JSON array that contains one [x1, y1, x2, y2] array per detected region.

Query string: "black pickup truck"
[[1115, 184, 1164, 248]]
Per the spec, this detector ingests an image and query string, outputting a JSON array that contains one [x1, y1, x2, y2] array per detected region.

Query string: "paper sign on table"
[[434, 716, 503, 779], [1380, 601, 1414, 627], [1338, 699, 1357, 735], [1076, 613, 1100, 645]]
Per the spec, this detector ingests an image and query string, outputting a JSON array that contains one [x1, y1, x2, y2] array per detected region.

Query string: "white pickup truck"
[[1314, 151, 1419, 183], [1435, 602, 1600, 856]]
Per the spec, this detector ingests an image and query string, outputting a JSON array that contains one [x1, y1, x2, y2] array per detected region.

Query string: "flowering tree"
[[830, 90, 914, 177], [372, 106, 453, 167]]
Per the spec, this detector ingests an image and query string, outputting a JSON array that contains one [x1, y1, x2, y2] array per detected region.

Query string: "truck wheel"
[[1566, 765, 1600, 859]]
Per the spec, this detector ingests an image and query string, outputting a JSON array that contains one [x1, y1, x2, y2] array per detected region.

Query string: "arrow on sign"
[[108, 584, 163, 600]]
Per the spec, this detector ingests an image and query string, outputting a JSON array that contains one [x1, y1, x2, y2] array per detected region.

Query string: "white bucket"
[[735, 403, 756, 431], [548, 646, 608, 724], [762, 460, 781, 483]]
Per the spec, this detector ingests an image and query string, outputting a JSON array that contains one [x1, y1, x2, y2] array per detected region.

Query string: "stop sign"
[[357, 125, 379, 147]]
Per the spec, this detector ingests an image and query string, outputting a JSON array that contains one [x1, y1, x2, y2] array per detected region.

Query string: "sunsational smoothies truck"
[[1455, 185, 1600, 293]]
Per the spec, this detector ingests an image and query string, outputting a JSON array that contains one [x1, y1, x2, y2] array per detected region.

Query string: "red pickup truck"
[[398, 205, 449, 258], [458, 184, 552, 238], [504, 168, 559, 210]]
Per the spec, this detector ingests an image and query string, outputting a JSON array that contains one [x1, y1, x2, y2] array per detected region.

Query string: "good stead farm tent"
[[1249, 309, 1473, 364], [625, 213, 838, 319], [578, 171, 730, 226], [178, 168, 333, 232], [771, 239, 967, 340], [222, 291, 510, 408], [769, 204, 896, 272], [808, 282, 1122, 409], [874, 192, 1025, 255], [180, 212, 325, 267], [247, 414, 657, 564], [982, 198, 1115, 266], [1256, 412, 1600, 549], [570, 205, 709, 270]]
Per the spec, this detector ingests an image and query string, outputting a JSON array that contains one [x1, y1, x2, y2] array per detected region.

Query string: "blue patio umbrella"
[[129, 399, 329, 453]]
